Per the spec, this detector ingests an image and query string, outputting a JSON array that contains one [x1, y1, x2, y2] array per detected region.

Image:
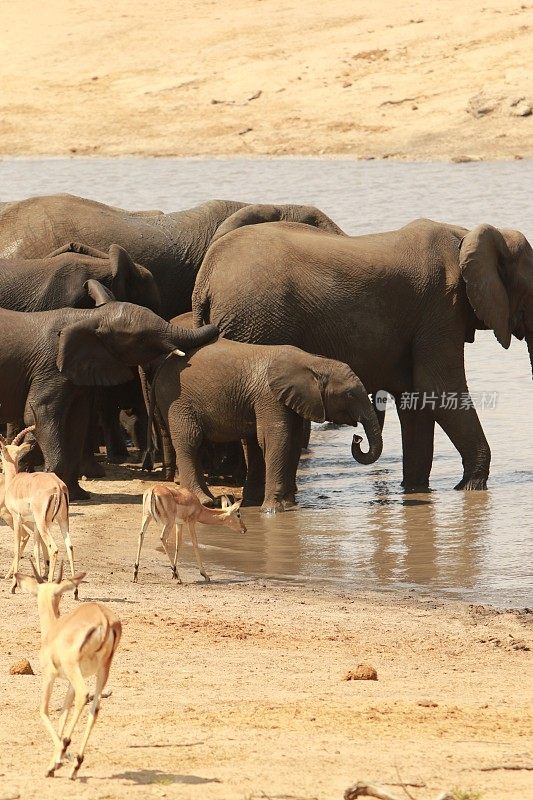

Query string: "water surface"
[[1, 157, 531, 606]]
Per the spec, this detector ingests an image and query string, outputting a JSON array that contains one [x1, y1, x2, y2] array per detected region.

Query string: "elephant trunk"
[[351, 408, 383, 465], [527, 333, 533, 379], [168, 322, 219, 351]]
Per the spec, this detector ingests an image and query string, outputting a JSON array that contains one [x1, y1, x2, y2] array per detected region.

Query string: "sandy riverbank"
[[1, 1, 532, 160], [0, 471, 531, 800]]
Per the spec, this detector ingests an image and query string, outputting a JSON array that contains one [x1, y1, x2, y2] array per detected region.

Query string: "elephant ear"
[[109, 243, 137, 301], [57, 319, 134, 386], [212, 205, 283, 242], [85, 279, 116, 306], [267, 353, 326, 422], [459, 224, 511, 348], [47, 242, 108, 259]]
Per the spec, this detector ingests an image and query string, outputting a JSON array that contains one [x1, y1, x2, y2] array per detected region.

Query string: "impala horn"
[[29, 558, 45, 584], [11, 425, 36, 446]]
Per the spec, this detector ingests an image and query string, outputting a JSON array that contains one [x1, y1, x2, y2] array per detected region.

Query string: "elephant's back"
[[193, 222, 352, 344], [0, 193, 165, 267]]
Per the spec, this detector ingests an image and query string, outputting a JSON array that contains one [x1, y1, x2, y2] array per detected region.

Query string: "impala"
[[0, 425, 75, 595], [133, 484, 246, 583], [16, 562, 121, 780]]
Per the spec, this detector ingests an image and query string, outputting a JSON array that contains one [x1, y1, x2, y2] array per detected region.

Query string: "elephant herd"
[[0, 192, 531, 510]]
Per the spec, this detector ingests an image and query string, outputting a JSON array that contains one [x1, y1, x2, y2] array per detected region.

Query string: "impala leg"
[[68, 659, 111, 781], [52, 685, 76, 771], [60, 665, 89, 769], [172, 523, 183, 583], [133, 513, 150, 582], [6, 523, 31, 579], [39, 672, 63, 777], [10, 518, 23, 592], [188, 521, 210, 582], [57, 517, 76, 598], [57, 684, 75, 741], [34, 519, 58, 583], [158, 522, 176, 581]]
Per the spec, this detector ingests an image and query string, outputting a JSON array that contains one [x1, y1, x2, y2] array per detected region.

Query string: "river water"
[[1, 157, 532, 607]]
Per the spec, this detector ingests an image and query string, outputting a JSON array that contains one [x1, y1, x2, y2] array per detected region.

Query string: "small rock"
[[417, 699, 438, 707], [509, 101, 532, 117], [9, 659, 34, 675], [467, 91, 501, 118], [344, 664, 377, 681], [451, 155, 481, 163]]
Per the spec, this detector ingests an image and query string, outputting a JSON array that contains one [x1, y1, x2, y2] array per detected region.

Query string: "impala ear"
[[57, 572, 86, 595], [267, 351, 326, 422], [14, 574, 39, 595], [459, 224, 512, 348], [57, 319, 134, 386]]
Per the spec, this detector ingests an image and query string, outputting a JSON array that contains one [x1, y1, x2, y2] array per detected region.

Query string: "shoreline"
[[0, 153, 530, 163]]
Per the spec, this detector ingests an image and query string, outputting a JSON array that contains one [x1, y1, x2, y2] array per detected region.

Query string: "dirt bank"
[[1, 1, 532, 160], [0, 471, 531, 799]]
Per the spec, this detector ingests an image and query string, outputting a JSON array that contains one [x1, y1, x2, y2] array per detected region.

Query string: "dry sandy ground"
[[1, 0, 532, 160], [0, 470, 531, 800]]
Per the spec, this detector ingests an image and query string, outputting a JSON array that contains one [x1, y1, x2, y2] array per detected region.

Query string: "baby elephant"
[[150, 331, 382, 512]]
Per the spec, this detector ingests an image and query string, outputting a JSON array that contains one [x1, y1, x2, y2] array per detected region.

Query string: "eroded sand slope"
[[1, 0, 532, 159]]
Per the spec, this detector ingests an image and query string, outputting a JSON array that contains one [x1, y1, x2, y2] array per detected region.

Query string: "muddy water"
[[1, 158, 532, 606]]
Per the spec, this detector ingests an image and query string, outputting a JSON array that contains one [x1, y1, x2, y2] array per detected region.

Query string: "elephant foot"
[[242, 495, 264, 507], [401, 482, 431, 494], [79, 457, 106, 479], [454, 476, 488, 491], [106, 452, 128, 464], [261, 498, 298, 513], [68, 484, 91, 502]]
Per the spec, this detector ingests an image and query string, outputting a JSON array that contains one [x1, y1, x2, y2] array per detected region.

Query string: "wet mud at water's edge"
[[1, 157, 532, 607]]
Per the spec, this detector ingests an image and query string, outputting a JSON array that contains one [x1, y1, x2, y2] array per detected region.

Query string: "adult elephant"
[[0, 195, 345, 320], [0, 242, 160, 312], [0, 283, 217, 500], [193, 219, 533, 492]]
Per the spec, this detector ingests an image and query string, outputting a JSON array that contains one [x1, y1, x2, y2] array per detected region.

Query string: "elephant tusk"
[[172, 349, 186, 357]]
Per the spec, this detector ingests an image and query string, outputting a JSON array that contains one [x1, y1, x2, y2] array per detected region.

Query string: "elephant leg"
[[33, 391, 91, 501], [170, 423, 213, 506], [301, 419, 311, 452], [435, 404, 491, 490], [242, 435, 265, 506], [257, 416, 300, 513], [98, 390, 129, 463], [397, 406, 435, 492], [78, 393, 106, 479], [155, 406, 175, 480]]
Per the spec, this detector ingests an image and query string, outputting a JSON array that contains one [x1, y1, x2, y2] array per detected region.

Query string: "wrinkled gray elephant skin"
[[193, 218, 533, 491]]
